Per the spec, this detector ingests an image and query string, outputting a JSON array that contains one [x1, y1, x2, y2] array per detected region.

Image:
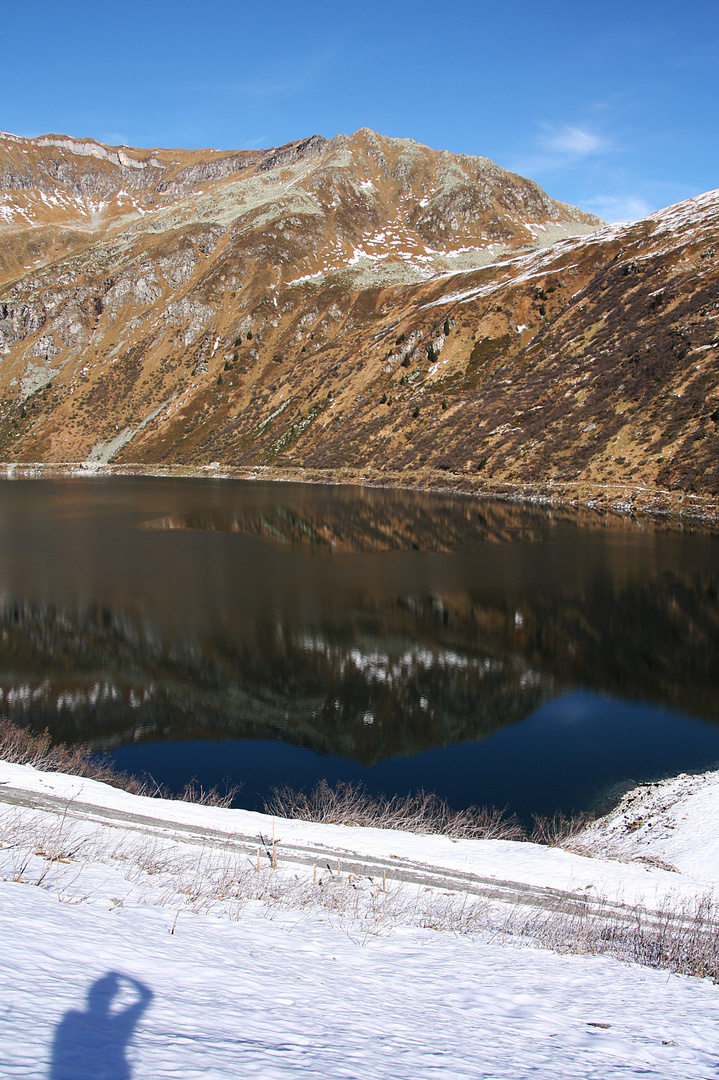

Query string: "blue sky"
[[4, 0, 717, 221]]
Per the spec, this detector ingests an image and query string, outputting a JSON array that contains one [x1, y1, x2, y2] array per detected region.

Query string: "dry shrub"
[[181, 778, 242, 808], [507, 893, 719, 982], [530, 810, 596, 846], [0, 717, 245, 808], [265, 780, 525, 840], [3, 789, 719, 982], [0, 717, 150, 795]]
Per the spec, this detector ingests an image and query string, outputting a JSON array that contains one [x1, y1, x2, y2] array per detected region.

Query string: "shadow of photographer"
[[50, 971, 153, 1079]]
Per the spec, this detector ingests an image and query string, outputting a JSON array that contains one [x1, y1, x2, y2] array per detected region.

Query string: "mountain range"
[[1, 127, 717, 518]]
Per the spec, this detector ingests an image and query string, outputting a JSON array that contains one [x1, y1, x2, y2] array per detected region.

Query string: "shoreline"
[[1, 460, 718, 526]]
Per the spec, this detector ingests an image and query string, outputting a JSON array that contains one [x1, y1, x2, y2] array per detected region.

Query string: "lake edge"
[[1, 461, 718, 527]]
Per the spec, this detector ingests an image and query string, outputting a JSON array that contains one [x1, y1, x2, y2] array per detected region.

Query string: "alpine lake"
[[1, 476, 718, 828]]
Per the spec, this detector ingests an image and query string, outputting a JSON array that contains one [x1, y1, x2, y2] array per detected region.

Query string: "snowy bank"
[[0, 759, 715, 911], [576, 769, 719, 884]]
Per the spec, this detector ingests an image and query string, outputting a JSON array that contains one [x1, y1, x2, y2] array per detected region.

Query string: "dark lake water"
[[1, 476, 718, 825]]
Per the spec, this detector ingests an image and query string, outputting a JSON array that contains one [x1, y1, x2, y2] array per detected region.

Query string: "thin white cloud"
[[540, 125, 606, 156], [100, 132, 131, 147], [509, 121, 611, 179], [583, 194, 652, 223], [240, 134, 271, 150]]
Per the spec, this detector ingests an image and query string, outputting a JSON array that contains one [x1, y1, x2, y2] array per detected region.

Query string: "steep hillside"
[[1, 128, 718, 518]]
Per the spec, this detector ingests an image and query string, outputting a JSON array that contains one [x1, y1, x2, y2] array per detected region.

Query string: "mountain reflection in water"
[[0, 477, 717, 815], [137, 494, 574, 553]]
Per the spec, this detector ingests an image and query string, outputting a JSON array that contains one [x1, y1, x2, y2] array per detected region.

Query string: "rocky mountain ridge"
[[0, 126, 597, 282], [0, 128, 717, 517]]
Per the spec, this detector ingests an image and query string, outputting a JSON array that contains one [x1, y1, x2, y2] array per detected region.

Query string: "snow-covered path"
[[0, 760, 710, 915]]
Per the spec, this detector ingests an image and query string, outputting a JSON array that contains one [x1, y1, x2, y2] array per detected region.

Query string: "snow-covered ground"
[[1, 760, 719, 1079], [576, 769, 719, 875]]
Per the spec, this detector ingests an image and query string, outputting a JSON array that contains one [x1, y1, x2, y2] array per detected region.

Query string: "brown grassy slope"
[[123, 193, 719, 509], [2, 129, 717, 514]]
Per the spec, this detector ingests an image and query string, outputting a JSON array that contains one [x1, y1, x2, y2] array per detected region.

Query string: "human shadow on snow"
[[50, 972, 153, 1080]]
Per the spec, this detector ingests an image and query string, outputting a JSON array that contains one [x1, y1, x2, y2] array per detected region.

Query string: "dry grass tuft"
[[530, 810, 596, 846], [0, 718, 151, 795], [0, 718, 245, 808], [264, 780, 526, 840], [505, 893, 719, 982], [180, 778, 243, 808]]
